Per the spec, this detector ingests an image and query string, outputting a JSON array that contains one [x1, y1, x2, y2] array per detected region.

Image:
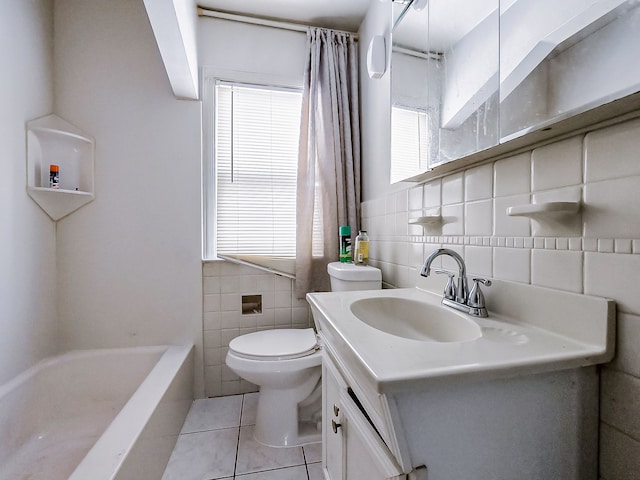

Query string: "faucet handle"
[[468, 278, 492, 317], [433, 268, 457, 300]]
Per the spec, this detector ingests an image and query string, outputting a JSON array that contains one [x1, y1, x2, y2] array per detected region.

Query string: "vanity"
[[307, 272, 615, 479]]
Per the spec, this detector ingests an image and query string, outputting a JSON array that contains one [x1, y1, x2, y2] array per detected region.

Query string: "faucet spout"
[[420, 248, 468, 304]]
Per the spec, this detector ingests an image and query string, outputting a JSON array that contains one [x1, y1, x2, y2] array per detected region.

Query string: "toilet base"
[[253, 385, 322, 447]]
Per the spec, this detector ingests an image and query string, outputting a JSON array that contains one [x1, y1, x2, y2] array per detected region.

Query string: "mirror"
[[390, 0, 429, 183], [390, 0, 640, 184], [390, 0, 499, 182], [500, 0, 640, 141]]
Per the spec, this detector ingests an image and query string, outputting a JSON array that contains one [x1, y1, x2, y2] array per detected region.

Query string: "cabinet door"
[[323, 356, 346, 480], [500, 0, 640, 141], [340, 389, 405, 480]]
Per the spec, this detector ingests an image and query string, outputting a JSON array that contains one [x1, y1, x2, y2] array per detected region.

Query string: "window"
[[390, 105, 429, 183], [204, 80, 303, 274]]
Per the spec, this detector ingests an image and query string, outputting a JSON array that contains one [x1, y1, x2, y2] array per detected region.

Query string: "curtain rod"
[[197, 7, 359, 39]]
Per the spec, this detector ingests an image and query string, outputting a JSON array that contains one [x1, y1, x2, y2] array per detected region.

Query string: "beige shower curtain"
[[295, 27, 361, 299]]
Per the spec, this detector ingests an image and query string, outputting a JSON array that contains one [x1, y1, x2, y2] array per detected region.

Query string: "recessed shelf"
[[507, 201, 580, 217], [26, 114, 95, 221]]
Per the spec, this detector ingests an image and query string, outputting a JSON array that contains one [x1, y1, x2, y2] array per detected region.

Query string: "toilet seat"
[[229, 328, 319, 361]]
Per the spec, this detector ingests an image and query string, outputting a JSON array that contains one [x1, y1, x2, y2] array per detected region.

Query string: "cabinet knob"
[[333, 404, 340, 416], [331, 419, 342, 434]]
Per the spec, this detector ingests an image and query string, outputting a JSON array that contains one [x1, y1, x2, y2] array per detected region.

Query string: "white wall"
[[359, 0, 414, 201], [0, 0, 58, 385], [198, 17, 307, 83], [53, 0, 204, 396], [198, 17, 312, 397]]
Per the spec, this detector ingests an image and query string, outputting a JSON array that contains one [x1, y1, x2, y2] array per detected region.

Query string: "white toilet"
[[326, 261, 382, 292], [225, 261, 381, 447]]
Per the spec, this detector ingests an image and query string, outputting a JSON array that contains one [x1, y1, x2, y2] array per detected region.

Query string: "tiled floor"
[[162, 393, 323, 480]]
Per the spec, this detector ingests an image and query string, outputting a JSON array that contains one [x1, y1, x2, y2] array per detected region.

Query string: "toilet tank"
[[327, 262, 382, 291]]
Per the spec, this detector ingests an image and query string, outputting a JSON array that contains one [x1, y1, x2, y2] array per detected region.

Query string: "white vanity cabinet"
[[308, 278, 615, 480], [322, 346, 405, 480]]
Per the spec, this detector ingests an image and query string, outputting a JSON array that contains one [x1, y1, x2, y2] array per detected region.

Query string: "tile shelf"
[[27, 114, 95, 221], [506, 201, 580, 217], [409, 215, 443, 226]]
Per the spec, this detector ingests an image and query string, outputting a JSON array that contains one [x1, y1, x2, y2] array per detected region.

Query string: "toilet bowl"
[[226, 328, 322, 447], [225, 262, 382, 447]]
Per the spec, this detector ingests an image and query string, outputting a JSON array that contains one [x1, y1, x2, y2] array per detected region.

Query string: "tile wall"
[[202, 262, 313, 398], [361, 116, 640, 480]]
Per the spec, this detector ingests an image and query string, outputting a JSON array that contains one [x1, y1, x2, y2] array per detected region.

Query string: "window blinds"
[[215, 82, 302, 257], [390, 105, 429, 183]]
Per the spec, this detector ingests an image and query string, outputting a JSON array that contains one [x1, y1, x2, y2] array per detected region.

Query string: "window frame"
[[201, 68, 303, 269]]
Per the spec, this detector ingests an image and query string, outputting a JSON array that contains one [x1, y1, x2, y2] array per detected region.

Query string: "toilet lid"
[[229, 328, 319, 361]]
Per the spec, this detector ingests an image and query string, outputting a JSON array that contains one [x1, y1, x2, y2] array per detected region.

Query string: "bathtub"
[[0, 345, 193, 480]]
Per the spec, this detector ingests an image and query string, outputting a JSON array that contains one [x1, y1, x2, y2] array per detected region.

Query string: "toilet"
[[225, 261, 382, 447], [326, 261, 382, 292], [226, 328, 322, 447]]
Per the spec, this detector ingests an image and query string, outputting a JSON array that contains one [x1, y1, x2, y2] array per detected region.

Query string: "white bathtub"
[[0, 345, 193, 480]]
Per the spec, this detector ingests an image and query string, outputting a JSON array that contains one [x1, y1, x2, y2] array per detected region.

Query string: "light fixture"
[[367, 35, 387, 79]]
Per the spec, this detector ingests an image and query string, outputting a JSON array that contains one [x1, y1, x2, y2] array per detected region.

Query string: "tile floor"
[[162, 393, 323, 480]]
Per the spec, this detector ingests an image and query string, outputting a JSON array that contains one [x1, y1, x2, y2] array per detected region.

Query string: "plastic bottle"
[[49, 164, 59, 189], [339, 225, 352, 263], [354, 230, 370, 266]]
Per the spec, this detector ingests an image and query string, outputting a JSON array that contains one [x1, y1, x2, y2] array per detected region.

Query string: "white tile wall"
[[202, 262, 312, 398], [423, 179, 441, 208], [442, 172, 464, 205], [465, 163, 493, 201], [584, 177, 640, 238], [585, 117, 640, 182], [442, 204, 464, 236], [493, 247, 530, 284], [584, 252, 640, 315], [465, 200, 493, 236], [360, 115, 640, 477], [612, 313, 640, 378], [464, 246, 493, 277], [531, 186, 582, 237], [531, 249, 583, 293], [494, 152, 531, 197], [531, 135, 583, 191], [494, 194, 531, 237], [408, 185, 423, 211]]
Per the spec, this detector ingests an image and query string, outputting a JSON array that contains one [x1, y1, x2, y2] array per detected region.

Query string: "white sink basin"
[[307, 279, 614, 392], [350, 297, 482, 343]]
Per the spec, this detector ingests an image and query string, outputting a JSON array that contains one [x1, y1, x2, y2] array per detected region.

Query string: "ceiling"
[[198, 0, 499, 53], [197, 0, 373, 33]]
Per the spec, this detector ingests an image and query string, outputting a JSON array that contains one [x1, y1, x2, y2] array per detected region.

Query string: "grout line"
[[301, 445, 308, 469], [233, 395, 245, 478]]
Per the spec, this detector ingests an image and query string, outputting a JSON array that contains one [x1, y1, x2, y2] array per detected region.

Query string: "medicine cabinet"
[[500, 0, 640, 141], [26, 114, 95, 221], [390, 0, 640, 183]]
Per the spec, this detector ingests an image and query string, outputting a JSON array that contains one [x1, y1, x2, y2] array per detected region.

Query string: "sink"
[[349, 297, 482, 343]]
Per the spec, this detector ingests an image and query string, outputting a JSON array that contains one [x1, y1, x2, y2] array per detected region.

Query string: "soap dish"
[[409, 215, 442, 226], [507, 201, 580, 217]]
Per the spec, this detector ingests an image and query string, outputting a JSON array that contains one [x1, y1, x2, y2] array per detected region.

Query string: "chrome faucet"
[[420, 248, 491, 317]]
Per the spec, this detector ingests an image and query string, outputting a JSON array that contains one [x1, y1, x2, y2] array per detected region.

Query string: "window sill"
[[214, 255, 296, 279]]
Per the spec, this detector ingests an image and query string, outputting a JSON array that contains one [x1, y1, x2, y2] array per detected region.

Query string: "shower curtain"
[[295, 27, 361, 299]]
